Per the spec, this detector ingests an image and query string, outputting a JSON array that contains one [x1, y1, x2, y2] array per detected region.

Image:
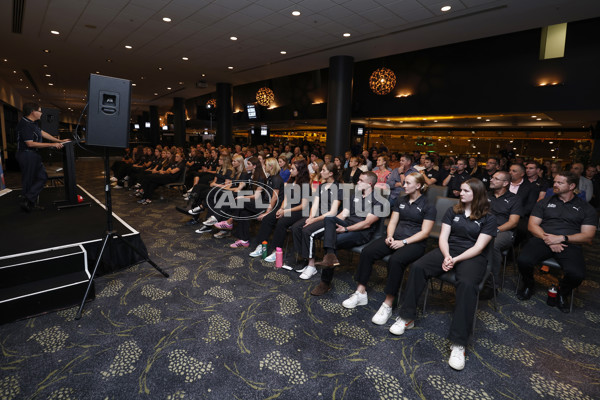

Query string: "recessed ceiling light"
[[280, 51, 287, 54], [43, 49, 50, 53], [132, 83, 136, 86], [95, 71, 100, 73], [25, 86, 28, 88], [486, 119, 491, 122], [167, 87, 171, 90], [531, 115, 537, 118], [178, 81, 183, 84], [441, 6, 451, 12], [2, 59, 7, 62], [106, 58, 112, 62], [158, 67, 163, 71], [140, 76, 145, 79], [43, 64, 48, 67], [12, 70, 16, 73], [154, 93, 158, 96], [477, 117, 482, 119], [228, 66, 233, 70], [343, 33, 351, 37], [162, 17, 172, 22], [201, 74, 206, 77], [182, 57, 189, 61], [230, 36, 237, 41], [19, 78, 23, 81], [50, 30, 60, 35], [45, 74, 51, 77], [125, 45, 132, 49], [292, 11, 301, 16], [536, 118, 542, 121], [48, 83, 54, 86]]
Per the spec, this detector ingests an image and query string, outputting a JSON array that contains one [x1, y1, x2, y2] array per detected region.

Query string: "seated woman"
[[137, 151, 185, 205], [342, 173, 435, 325], [309, 159, 324, 191], [278, 156, 291, 183], [289, 162, 343, 278], [248, 160, 311, 261], [373, 155, 391, 189], [195, 154, 250, 233], [341, 156, 361, 185], [185, 148, 218, 198], [390, 178, 496, 371]]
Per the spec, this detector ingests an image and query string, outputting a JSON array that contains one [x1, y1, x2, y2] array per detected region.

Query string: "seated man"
[[516, 172, 597, 312], [480, 171, 522, 299], [309, 171, 387, 295]]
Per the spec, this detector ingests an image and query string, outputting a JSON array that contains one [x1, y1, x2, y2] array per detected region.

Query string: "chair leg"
[[423, 279, 430, 316]]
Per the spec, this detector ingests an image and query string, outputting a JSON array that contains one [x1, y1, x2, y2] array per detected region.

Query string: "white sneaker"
[[113, 185, 123, 189], [342, 291, 368, 309], [449, 345, 466, 371], [203, 216, 218, 226], [110, 177, 118, 182], [264, 252, 276, 263], [249, 245, 263, 257], [389, 317, 414, 335], [371, 303, 392, 325], [295, 266, 307, 273], [299, 266, 317, 280]]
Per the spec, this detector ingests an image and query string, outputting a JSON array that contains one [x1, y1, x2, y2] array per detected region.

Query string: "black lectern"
[[54, 141, 90, 210]]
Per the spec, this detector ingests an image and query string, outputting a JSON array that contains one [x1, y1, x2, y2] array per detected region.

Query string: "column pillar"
[[149, 106, 160, 146], [173, 97, 186, 147], [326, 55, 354, 157], [216, 83, 232, 147]]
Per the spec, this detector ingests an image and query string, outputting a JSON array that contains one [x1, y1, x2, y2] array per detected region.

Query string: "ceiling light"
[[531, 115, 537, 118], [125, 45, 132, 49], [43, 49, 50, 53], [12, 70, 16, 73], [45, 74, 51, 77], [178, 81, 183, 84], [140, 76, 145, 79], [230, 36, 237, 41], [441, 6, 451, 12], [167, 87, 171, 90], [95, 71, 100, 73], [485, 119, 491, 122], [182, 57, 188, 60], [2, 59, 7, 62], [43, 64, 48, 67], [158, 67, 163, 71], [536, 118, 542, 121], [50, 30, 60, 35], [132, 83, 136, 86], [154, 93, 158, 95], [476, 116, 482, 119], [280, 51, 287, 54], [228, 66, 233, 70], [48, 83, 54, 86], [292, 11, 301, 16], [343, 33, 351, 37], [162, 17, 172, 22], [106, 58, 112, 62], [201, 74, 206, 77]]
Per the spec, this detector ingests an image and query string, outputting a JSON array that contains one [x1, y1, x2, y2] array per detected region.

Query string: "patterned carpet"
[[1, 158, 599, 399]]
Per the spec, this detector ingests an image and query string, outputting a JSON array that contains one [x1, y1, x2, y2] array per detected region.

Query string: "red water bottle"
[[547, 284, 558, 306]]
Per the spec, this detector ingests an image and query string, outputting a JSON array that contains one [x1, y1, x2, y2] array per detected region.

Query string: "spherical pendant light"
[[369, 67, 396, 95], [256, 87, 274, 106]]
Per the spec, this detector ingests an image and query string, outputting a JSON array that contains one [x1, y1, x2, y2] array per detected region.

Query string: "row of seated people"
[[180, 159, 596, 371]]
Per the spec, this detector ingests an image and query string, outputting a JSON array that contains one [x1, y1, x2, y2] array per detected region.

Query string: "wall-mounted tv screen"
[[261, 125, 268, 136], [246, 104, 258, 120]]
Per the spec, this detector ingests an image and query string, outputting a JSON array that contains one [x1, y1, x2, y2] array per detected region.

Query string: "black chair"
[[422, 239, 496, 335], [164, 166, 188, 194], [500, 244, 517, 290], [429, 196, 460, 239]]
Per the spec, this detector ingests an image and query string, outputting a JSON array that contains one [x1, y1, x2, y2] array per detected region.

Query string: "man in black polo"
[[525, 161, 549, 202], [420, 156, 440, 186], [480, 157, 499, 190], [16, 102, 68, 212], [443, 158, 470, 198], [508, 163, 539, 244], [516, 172, 597, 312], [310, 171, 385, 296], [480, 171, 522, 299]]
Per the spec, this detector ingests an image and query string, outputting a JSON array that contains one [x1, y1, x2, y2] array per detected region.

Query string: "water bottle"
[[275, 247, 283, 269], [261, 241, 268, 259], [546, 284, 558, 306]]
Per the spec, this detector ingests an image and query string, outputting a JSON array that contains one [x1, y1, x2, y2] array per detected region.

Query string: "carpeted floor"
[[1, 158, 599, 400]]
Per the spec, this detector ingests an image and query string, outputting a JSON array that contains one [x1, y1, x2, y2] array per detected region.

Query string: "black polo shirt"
[[448, 171, 471, 197], [424, 168, 440, 184], [16, 117, 42, 152], [531, 194, 598, 237], [391, 194, 436, 240], [262, 174, 285, 206], [480, 171, 495, 190], [529, 177, 550, 194], [442, 208, 497, 253], [488, 190, 522, 228], [346, 191, 384, 235], [316, 182, 344, 216]]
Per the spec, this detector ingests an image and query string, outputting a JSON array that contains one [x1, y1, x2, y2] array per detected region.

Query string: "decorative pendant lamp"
[[369, 67, 396, 95], [206, 98, 217, 109], [256, 87, 274, 106]]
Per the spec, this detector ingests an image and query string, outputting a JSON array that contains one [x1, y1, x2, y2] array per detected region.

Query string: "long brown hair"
[[453, 178, 489, 220]]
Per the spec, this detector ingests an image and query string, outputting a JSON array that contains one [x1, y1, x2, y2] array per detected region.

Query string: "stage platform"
[[0, 185, 147, 323]]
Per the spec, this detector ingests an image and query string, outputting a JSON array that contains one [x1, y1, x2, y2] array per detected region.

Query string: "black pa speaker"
[[86, 74, 131, 148], [40, 107, 59, 136]]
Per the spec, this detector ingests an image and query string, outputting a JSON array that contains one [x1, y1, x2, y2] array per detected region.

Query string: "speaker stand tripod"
[[75, 148, 168, 320]]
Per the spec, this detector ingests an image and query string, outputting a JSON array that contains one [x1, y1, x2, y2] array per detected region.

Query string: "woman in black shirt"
[[390, 178, 496, 371], [344, 173, 436, 326], [137, 152, 185, 205], [341, 156, 361, 185]]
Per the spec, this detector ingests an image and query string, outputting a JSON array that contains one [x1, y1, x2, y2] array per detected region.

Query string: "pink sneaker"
[[214, 221, 233, 230], [230, 240, 249, 248]]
